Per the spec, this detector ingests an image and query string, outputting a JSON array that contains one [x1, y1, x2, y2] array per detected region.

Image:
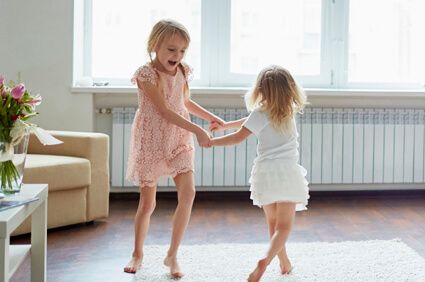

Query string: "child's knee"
[[186, 188, 196, 201], [179, 188, 196, 203], [267, 216, 277, 225], [275, 222, 291, 232], [139, 202, 156, 215]]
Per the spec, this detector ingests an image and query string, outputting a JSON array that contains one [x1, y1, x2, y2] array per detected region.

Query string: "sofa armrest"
[[28, 130, 110, 220]]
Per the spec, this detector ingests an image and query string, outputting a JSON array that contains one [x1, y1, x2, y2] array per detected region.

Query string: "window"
[[81, 0, 425, 89], [222, 0, 323, 86], [348, 0, 425, 88], [88, 0, 201, 83]]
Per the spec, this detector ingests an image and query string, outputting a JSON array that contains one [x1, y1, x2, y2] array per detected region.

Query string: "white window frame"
[[79, 0, 425, 90], [212, 0, 333, 88]]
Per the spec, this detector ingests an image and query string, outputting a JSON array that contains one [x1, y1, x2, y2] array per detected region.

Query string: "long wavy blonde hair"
[[147, 19, 191, 98], [246, 65, 307, 132]]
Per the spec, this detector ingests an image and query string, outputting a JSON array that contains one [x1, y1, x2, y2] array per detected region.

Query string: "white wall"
[[0, 0, 94, 132]]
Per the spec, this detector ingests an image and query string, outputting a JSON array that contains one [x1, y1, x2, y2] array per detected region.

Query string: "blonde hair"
[[246, 65, 307, 132], [147, 19, 191, 98]]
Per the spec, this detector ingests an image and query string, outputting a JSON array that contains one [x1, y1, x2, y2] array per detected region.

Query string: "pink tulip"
[[0, 75, 4, 85], [27, 94, 42, 109], [11, 83, 25, 99]]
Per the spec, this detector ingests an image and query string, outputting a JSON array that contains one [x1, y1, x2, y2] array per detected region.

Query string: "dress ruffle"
[[249, 159, 309, 210]]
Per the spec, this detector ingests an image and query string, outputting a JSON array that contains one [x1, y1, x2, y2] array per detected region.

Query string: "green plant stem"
[[0, 160, 20, 190]]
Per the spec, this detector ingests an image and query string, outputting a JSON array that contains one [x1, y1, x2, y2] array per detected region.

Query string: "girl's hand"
[[195, 128, 211, 148], [209, 116, 225, 131], [209, 121, 226, 132], [211, 115, 225, 125], [209, 138, 217, 147]]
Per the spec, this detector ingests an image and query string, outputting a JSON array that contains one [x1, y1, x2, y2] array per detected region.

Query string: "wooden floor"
[[10, 190, 425, 282]]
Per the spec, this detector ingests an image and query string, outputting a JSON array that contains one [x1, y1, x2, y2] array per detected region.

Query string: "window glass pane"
[[349, 0, 425, 84], [91, 0, 201, 80], [230, 0, 321, 76]]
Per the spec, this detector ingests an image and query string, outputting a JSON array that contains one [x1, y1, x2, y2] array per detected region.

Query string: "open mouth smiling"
[[168, 60, 178, 66]]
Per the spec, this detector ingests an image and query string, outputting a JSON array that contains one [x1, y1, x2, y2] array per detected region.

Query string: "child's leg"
[[164, 171, 196, 278], [124, 185, 157, 273], [263, 204, 291, 274], [248, 202, 296, 282]]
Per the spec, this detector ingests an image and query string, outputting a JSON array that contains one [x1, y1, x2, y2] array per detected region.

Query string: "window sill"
[[71, 86, 425, 98], [71, 86, 249, 95]]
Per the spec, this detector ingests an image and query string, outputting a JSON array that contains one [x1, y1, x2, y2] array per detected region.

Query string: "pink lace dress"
[[126, 62, 194, 187]]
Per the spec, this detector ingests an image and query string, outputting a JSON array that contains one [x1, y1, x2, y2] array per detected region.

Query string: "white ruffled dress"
[[249, 159, 309, 211], [243, 109, 309, 211]]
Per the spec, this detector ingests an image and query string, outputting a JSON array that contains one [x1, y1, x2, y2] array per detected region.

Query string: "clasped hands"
[[195, 117, 225, 148]]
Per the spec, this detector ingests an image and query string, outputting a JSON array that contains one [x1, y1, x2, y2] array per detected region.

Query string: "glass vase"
[[0, 129, 30, 195]]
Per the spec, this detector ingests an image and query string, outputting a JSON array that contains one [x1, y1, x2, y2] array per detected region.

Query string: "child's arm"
[[138, 79, 210, 147], [210, 117, 247, 132], [185, 99, 225, 127], [210, 126, 252, 146]]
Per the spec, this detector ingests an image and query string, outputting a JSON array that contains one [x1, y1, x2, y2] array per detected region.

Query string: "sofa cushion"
[[13, 188, 88, 235], [23, 154, 91, 192]]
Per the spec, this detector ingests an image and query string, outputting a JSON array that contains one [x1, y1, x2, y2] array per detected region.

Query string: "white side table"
[[0, 184, 48, 282]]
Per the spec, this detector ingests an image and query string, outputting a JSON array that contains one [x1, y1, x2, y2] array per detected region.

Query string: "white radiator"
[[111, 107, 425, 189]]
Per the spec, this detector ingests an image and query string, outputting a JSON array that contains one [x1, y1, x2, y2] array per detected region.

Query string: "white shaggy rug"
[[133, 240, 425, 282]]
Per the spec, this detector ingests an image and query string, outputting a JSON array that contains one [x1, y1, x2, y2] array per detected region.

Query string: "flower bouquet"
[[0, 75, 60, 194]]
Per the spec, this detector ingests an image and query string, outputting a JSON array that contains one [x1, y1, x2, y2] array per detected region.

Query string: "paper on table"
[[31, 127, 63, 145], [0, 197, 39, 212]]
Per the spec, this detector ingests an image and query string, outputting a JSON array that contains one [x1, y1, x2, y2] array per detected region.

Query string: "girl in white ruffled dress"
[[209, 65, 309, 282]]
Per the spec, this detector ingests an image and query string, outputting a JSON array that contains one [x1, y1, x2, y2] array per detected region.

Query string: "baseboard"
[[109, 189, 425, 201]]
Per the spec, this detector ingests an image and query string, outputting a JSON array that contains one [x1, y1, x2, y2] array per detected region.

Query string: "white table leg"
[[0, 237, 10, 282], [31, 199, 47, 282]]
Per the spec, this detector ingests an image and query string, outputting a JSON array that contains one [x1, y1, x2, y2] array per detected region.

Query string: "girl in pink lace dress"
[[124, 20, 224, 278]]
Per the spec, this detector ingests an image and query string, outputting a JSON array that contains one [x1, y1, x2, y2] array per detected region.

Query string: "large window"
[[83, 0, 425, 89]]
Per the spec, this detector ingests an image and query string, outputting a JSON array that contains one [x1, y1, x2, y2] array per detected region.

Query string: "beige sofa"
[[14, 130, 110, 235]]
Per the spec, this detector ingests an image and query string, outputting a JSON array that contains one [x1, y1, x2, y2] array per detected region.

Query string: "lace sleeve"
[[131, 64, 158, 86], [182, 64, 194, 82]]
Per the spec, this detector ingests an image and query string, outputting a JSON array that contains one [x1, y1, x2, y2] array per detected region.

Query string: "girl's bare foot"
[[279, 258, 293, 275], [124, 255, 142, 273], [247, 258, 268, 282], [164, 256, 184, 278]]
